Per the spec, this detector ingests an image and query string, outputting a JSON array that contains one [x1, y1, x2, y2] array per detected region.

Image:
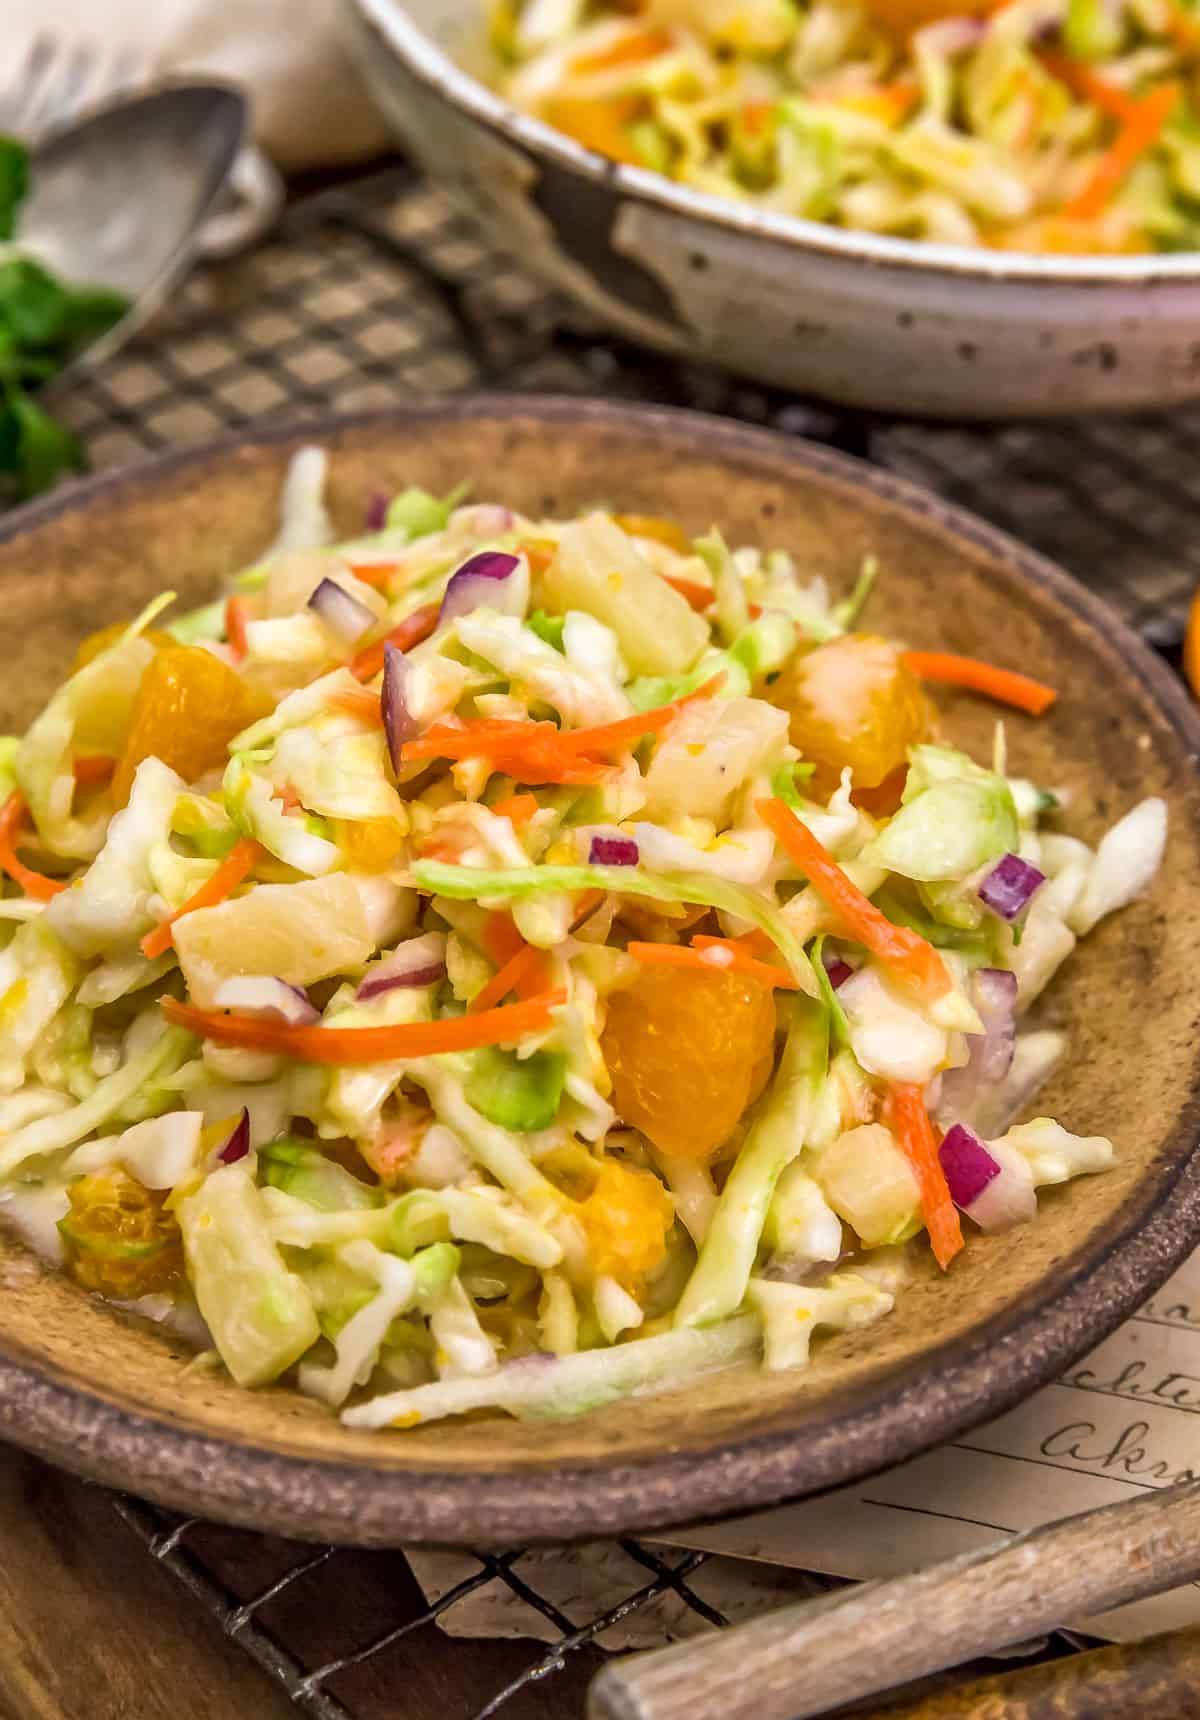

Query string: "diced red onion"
[[822, 949, 853, 990], [453, 504, 514, 536], [217, 1107, 251, 1165], [356, 932, 448, 1001], [308, 577, 376, 645], [978, 852, 1045, 922], [211, 976, 319, 1024], [381, 643, 418, 773], [937, 966, 1017, 1118], [438, 551, 521, 624], [589, 833, 639, 867], [939, 1122, 1000, 1208], [365, 491, 388, 532], [940, 1122, 1036, 1232]]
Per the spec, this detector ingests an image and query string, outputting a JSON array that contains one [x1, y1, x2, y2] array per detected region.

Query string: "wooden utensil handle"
[[851, 1623, 1200, 1719], [587, 1478, 1200, 1720]]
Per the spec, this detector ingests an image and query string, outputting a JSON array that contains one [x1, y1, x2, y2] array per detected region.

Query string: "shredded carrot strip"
[[0, 791, 67, 901], [72, 755, 115, 787], [329, 687, 385, 728], [225, 595, 250, 662], [471, 893, 604, 1013], [401, 725, 609, 786], [272, 783, 302, 813], [162, 989, 565, 1063], [401, 676, 722, 785], [1036, 49, 1136, 119], [693, 928, 774, 958], [473, 910, 549, 1008], [469, 942, 549, 1014], [756, 798, 951, 1003], [688, 933, 798, 987], [350, 602, 441, 682], [491, 793, 539, 826], [348, 561, 401, 591], [903, 651, 1057, 715], [662, 574, 715, 612], [1062, 83, 1178, 220], [554, 673, 724, 758], [400, 720, 577, 765], [140, 837, 263, 959], [483, 910, 525, 969], [889, 1083, 963, 1270], [628, 938, 800, 990]]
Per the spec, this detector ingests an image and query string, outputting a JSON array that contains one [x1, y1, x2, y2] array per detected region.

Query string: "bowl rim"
[[352, 0, 1200, 289], [1, 395, 1199, 1547]]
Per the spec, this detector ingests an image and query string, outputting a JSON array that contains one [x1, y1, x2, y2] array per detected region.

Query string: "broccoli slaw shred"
[[493, 0, 1200, 254], [0, 448, 1166, 1428]]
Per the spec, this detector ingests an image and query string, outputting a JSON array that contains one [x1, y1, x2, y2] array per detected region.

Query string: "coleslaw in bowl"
[[494, 0, 1200, 255], [0, 436, 1168, 1437]]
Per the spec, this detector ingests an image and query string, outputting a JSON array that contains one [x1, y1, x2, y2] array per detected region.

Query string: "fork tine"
[[0, 35, 57, 137], [31, 40, 96, 138]]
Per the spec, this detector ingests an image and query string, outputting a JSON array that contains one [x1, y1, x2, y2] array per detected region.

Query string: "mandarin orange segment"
[[600, 964, 777, 1160], [576, 1157, 675, 1288], [768, 632, 936, 800], [112, 646, 273, 806], [72, 622, 174, 674]]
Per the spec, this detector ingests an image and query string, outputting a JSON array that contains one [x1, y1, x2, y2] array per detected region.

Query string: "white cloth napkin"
[[8, 0, 391, 168]]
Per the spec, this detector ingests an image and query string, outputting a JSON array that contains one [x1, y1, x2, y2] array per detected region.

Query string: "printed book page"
[[662, 1253, 1200, 1641]]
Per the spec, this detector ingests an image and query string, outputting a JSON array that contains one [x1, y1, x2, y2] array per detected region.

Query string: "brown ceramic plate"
[[0, 399, 1197, 1547]]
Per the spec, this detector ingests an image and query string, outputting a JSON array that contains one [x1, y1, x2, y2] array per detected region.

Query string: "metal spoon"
[[15, 83, 249, 377]]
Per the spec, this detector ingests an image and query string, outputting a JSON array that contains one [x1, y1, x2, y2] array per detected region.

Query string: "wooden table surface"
[[0, 1447, 295, 1720]]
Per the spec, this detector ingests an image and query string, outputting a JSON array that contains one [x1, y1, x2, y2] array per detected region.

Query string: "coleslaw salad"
[[0, 447, 1167, 1429]]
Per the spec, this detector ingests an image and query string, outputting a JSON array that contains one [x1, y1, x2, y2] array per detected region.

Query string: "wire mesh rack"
[[45, 159, 1193, 1718], [112, 1496, 778, 1720]]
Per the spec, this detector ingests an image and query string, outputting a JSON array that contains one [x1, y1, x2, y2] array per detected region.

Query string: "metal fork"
[[0, 33, 283, 258]]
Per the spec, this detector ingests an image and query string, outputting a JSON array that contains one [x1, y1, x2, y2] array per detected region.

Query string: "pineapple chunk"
[[540, 514, 709, 677], [265, 550, 386, 623], [816, 1123, 920, 1248], [172, 874, 375, 1006], [641, 696, 788, 825]]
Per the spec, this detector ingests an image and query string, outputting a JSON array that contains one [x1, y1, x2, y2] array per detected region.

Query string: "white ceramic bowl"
[[346, 0, 1200, 419]]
